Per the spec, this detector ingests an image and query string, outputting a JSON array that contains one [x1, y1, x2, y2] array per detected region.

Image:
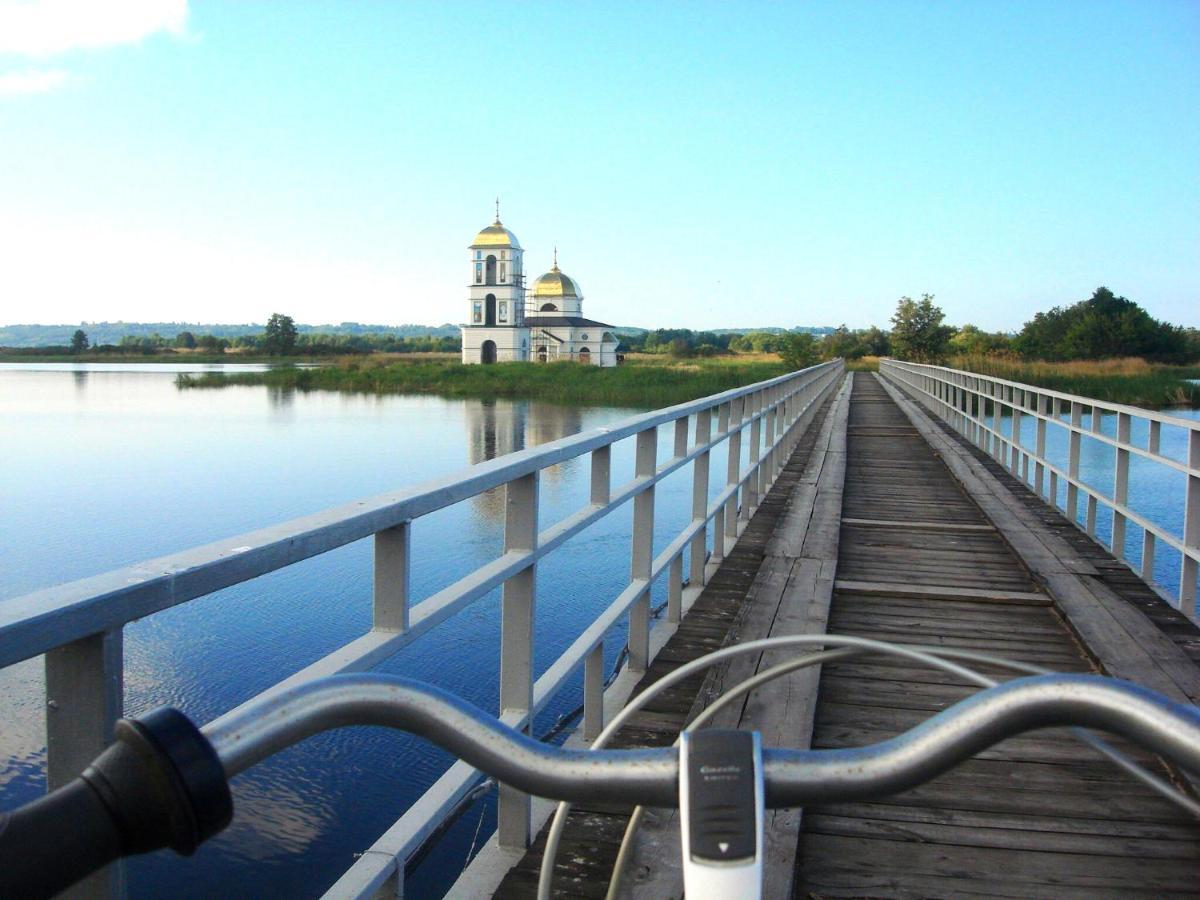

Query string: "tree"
[[175, 331, 197, 349], [822, 325, 865, 360], [1013, 287, 1190, 363], [779, 332, 821, 370], [262, 313, 298, 355], [890, 295, 953, 362], [70, 329, 89, 354], [948, 324, 1010, 356]]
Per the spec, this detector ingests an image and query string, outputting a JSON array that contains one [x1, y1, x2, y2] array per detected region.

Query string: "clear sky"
[[1, 1, 1197, 332]]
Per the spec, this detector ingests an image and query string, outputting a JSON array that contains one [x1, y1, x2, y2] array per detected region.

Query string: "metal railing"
[[880, 360, 1200, 619], [0, 358, 844, 898]]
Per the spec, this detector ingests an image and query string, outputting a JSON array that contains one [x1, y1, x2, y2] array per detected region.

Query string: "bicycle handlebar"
[[3, 673, 1198, 898]]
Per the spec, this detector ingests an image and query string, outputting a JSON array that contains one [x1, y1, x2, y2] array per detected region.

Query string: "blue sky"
[[1, 1, 1197, 331]]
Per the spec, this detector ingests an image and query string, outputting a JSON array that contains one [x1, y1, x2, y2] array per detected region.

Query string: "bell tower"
[[461, 200, 529, 363]]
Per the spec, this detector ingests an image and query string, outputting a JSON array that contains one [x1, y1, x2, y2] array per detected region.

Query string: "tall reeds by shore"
[[949, 356, 1200, 408]]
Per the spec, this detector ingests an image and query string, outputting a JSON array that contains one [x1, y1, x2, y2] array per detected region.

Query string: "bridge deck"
[[794, 374, 1200, 898], [488, 373, 1200, 898]]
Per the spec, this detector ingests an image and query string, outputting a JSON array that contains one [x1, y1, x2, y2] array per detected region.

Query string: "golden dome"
[[471, 219, 521, 250], [533, 264, 580, 298]]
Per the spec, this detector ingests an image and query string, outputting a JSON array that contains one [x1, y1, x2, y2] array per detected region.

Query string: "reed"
[[175, 356, 792, 407], [949, 355, 1200, 408]]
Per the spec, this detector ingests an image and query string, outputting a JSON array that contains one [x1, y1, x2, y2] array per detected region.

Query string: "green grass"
[[175, 356, 793, 407], [950, 356, 1200, 408]]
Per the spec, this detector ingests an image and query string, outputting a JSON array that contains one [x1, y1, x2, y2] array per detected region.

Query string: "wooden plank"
[[833, 579, 1050, 606]]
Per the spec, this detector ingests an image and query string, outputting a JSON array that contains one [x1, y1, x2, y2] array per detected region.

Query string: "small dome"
[[471, 219, 521, 250], [533, 264, 580, 298]]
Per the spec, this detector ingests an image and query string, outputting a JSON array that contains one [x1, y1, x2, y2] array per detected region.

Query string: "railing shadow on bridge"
[[881, 360, 1200, 621], [0, 359, 845, 898]]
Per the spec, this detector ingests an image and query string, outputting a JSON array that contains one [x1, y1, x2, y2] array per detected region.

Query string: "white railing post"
[[1182, 431, 1199, 616], [45, 629, 124, 898], [991, 384, 1004, 463], [746, 392, 762, 517], [711, 403, 730, 563], [1067, 401, 1082, 522], [1086, 407, 1101, 536], [629, 427, 657, 673], [583, 643, 604, 741], [690, 408, 712, 586], [1143, 421, 1161, 582], [590, 445, 611, 507], [498, 471, 538, 849], [725, 397, 745, 544], [1035, 394, 1048, 498], [373, 524, 411, 632], [667, 554, 683, 624], [1010, 389, 1023, 478], [1112, 412, 1131, 560]]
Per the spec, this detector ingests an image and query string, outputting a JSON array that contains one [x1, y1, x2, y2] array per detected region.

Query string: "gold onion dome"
[[471, 219, 521, 249], [533, 264, 580, 298]]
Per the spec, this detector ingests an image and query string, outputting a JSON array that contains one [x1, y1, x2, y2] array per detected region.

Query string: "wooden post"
[[1112, 412, 1131, 560], [498, 472, 538, 848], [629, 426, 657, 672]]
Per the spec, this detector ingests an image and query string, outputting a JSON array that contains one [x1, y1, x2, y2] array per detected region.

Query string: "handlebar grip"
[[0, 777, 123, 898], [0, 707, 233, 899]]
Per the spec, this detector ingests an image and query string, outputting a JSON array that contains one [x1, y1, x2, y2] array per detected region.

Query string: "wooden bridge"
[[2, 360, 1198, 898], [482, 370, 1200, 898]]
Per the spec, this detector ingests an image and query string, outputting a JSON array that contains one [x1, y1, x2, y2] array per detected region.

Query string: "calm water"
[[0, 364, 732, 898]]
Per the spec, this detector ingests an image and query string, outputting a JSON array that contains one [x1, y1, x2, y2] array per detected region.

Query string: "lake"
[[0, 363, 733, 898], [1, 364, 1196, 898]]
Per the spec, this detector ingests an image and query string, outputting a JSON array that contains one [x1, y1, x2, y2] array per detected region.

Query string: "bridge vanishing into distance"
[[2, 359, 1199, 898]]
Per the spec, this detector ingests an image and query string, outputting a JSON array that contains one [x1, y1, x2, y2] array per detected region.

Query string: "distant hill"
[[0, 321, 461, 348], [2, 321, 837, 348]]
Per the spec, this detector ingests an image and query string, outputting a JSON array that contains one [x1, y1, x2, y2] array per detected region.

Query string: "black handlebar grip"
[[0, 707, 233, 898], [0, 776, 123, 898]]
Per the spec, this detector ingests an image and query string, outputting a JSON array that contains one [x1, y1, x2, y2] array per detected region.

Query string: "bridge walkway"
[[489, 372, 1200, 898], [792, 374, 1200, 898]]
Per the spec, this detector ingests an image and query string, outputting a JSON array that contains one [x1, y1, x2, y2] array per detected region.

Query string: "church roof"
[[525, 315, 616, 331], [533, 265, 580, 299], [471, 219, 521, 250]]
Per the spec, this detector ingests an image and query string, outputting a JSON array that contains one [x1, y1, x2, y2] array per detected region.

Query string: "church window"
[[475, 251, 482, 260], [500, 263, 506, 282], [540, 303, 558, 312], [580, 333, 589, 341], [501, 250, 507, 259], [475, 263, 482, 283], [473, 302, 482, 323], [499, 301, 508, 320]]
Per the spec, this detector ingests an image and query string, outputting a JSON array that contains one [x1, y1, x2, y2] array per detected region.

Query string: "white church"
[[460, 209, 620, 366]]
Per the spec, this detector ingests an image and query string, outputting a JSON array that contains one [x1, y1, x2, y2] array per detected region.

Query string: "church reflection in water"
[[465, 399, 585, 522]]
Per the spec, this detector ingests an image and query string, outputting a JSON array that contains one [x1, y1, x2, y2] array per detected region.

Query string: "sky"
[[0, 1, 1197, 332]]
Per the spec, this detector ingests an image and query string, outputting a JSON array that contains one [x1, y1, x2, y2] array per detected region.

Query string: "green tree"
[[779, 332, 821, 370], [948, 324, 1010, 356], [262, 313, 298, 355], [70, 329, 89, 354], [175, 331, 197, 349], [890, 294, 953, 362], [823, 325, 865, 359]]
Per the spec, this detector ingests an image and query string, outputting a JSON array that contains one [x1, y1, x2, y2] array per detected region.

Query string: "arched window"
[[578, 347, 591, 364], [481, 340, 497, 364], [540, 303, 558, 312], [537, 346, 548, 363], [485, 294, 497, 326], [485, 255, 497, 285]]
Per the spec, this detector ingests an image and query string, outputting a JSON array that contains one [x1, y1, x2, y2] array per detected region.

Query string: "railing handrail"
[[0, 361, 838, 667], [883, 359, 1200, 431], [879, 359, 1199, 620]]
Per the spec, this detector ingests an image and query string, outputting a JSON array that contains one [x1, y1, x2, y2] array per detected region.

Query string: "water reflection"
[[465, 400, 585, 522]]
